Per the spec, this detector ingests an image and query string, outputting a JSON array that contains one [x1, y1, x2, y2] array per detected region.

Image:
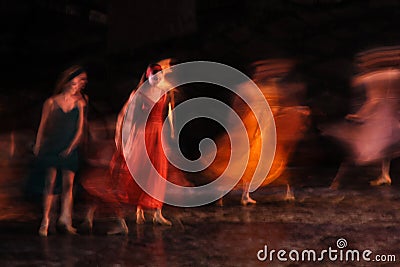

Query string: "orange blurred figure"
[[204, 59, 310, 205]]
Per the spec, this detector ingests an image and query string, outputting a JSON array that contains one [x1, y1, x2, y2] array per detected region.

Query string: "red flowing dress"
[[108, 91, 169, 209]]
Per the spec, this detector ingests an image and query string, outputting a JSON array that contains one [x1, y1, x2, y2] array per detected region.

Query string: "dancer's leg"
[[370, 158, 392, 186], [39, 168, 57, 236], [58, 170, 77, 234], [241, 182, 256, 206], [153, 208, 172, 226]]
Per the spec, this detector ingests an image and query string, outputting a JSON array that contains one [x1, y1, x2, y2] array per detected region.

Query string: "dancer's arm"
[[33, 98, 53, 156], [61, 99, 86, 157], [168, 91, 175, 139]]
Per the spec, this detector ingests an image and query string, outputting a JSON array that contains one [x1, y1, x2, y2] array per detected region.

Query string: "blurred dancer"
[[325, 68, 400, 188], [34, 65, 88, 236], [82, 63, 175, 233], [120, 63, 174, 225], [204, 59, 310, 205]]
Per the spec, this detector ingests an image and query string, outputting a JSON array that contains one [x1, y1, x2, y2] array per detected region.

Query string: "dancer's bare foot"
[[38, 219, 49, 237], [136, 207, 145, 225], [107, 218, 128, 235], [56, 222, 77, 235], [153, 209, 172, 226], [284, 184, 295, 201], [370, 176, 391, 186], [57, 215, 77, 235], [241, 196, 257, 206]]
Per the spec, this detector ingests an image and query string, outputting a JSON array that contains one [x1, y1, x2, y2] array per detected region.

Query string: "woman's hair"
[[145, 63, 163, 79], [134, 63, 163, 90], [53, 65, 86, 95]]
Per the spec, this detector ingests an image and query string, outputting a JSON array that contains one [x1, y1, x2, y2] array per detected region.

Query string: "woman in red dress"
[[81, 63, 174, 234], [111, 63, 173, 226]]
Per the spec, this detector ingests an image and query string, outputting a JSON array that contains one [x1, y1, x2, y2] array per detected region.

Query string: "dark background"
[[1, 3, 400, 265], [2, 0, 400, 176]]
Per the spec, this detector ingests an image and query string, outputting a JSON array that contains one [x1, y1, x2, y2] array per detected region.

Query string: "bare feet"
[[284, 184, 295, 201], [241, 196, 257, 206], [107, 218, 129, 235], [370, 175, 391, 186], [56, 221, 77, 235], [136, 207, 145, 225], [153, 209, 172, 226], [57, 224, 77, 235], [38, 219, 49, 237]]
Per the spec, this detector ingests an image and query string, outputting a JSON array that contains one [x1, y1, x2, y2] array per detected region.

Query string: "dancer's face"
[[77, 72, 88, 90], [69, 73, 88, 95], [148, 71, 163, 86]]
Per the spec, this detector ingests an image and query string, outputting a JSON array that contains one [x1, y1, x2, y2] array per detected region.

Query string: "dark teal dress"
[[36, 102, 79, 172]]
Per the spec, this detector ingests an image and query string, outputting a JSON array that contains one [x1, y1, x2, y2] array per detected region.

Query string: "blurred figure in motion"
[[205, 59, 310, 205], [81, 63, 176, 234], [250, 60, 311, 202], [34, 65, 88, 236], [120, 63, 175, 226], [322, 46, 400, 189]]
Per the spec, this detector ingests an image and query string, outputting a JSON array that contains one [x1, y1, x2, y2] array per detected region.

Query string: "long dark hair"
[[133, 63, 163, 91], [53, 65, 86, 95], [145, 63, 162, 79]]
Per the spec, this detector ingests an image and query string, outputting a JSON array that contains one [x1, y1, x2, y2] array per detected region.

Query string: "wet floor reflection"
[[1, 184, 400, 266]]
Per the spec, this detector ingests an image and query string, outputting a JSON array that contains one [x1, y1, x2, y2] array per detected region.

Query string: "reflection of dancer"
[[118, 63, 174, 225], [34, 65, 88, 236], [324, 69, 400, 188]]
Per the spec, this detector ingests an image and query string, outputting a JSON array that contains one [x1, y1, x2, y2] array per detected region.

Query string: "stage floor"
[[0, 165, 399, 266]]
